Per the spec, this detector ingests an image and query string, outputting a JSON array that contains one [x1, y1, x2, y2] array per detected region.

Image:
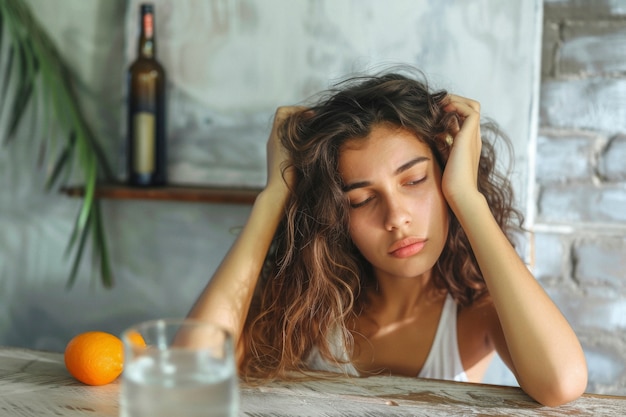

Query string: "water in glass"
[[120, 349, 238, 417]]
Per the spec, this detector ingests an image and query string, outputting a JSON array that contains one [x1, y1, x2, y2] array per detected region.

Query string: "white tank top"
[[306, 294, 469, 382]]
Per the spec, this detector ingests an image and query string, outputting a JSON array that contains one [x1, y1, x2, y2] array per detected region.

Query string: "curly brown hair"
[[240, 69, 524, 379]]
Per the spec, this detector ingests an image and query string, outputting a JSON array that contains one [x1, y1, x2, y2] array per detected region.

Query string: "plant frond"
[[65, 200, 92, 290], [45, 131, 76, 190], [92, 200, 113, 288], [0, 45, 14, 123], [1, 0, 115, 288], [4, 9, 37, 142]]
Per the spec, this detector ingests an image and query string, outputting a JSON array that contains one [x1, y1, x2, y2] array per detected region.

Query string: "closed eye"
[[349, 177, 427, 208], [350, 196, 374, 209], [406, 176, 427, 186]]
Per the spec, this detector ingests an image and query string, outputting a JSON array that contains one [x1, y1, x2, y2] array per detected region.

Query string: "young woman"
[[188, 70, 587, 406]]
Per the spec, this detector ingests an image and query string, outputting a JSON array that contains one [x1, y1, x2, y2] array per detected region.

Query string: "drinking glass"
[[120, 318, 239, 417]]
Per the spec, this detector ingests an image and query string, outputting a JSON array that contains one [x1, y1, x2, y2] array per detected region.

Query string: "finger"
[[444, 100, 481, 129], [445, 94, 481, 113], [274, 105, 308, 123], [445, 98, 479, 116]]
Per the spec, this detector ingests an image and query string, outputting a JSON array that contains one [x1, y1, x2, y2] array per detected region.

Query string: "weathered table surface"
[[1, 346, 624, 416]]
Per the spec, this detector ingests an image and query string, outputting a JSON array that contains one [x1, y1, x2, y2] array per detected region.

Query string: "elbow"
[[534, 379, 587, 407], [524, 362, 588, 407]]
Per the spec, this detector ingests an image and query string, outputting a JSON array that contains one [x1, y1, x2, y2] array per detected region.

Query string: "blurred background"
[[0, 0, 624, 396]]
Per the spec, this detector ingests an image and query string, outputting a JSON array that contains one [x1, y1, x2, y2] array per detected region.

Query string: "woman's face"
[[338, 123, 449, 282]]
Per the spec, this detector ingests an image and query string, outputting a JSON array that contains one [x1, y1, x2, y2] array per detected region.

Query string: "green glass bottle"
[[127, 3, 166, 186]]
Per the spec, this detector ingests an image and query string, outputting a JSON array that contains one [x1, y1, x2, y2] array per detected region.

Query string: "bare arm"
[[442, 95, 587, 406], [187, 107, 299, 354]]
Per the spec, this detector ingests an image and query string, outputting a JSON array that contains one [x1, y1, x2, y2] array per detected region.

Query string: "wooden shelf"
[[61, 183, 261, 205]]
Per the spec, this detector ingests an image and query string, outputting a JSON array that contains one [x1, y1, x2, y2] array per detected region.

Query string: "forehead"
[[339, 124, 432, 174]]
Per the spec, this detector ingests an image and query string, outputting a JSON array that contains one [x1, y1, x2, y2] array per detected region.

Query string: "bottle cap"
[[140, 3, 154, 14]]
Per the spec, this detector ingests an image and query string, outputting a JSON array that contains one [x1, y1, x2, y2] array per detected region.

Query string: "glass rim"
[[121, 317, 233, 345]]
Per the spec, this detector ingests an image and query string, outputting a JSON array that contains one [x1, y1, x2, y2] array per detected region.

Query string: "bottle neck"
[[138, 10, 156, 58]]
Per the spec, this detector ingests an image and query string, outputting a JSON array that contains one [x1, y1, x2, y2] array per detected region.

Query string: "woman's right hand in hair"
[[187, 105, 306, 353], [265, 106, 304, 196]]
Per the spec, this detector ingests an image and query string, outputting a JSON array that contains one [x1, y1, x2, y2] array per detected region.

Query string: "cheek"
[[348, 216, 374, 254], [348, 217, 364, 245], [413, 191, 450, 244], [431, 194, 451, 242]]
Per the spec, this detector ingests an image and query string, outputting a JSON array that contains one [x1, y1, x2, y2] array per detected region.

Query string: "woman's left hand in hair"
[[439, 96, 588, 406], [439, 94, 484, 212]]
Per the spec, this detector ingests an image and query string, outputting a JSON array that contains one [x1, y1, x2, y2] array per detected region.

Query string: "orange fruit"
[[126, 330, 147, 347], [64, 331, 124, 386]]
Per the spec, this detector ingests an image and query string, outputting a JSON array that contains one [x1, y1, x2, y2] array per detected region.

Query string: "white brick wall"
[[600, 134, 626, 181], [537, 0, 626, 395]]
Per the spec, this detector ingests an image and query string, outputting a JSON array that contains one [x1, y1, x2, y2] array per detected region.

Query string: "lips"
[[388, 237, 427, 258]]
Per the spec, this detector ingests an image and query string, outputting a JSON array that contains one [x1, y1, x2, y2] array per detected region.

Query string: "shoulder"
[[456, 294, 501, 379], [460, 293, 495, 316], [457, 294, 499, 351]]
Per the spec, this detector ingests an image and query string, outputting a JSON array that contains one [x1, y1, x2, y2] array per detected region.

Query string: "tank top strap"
[[417, 294, 468, 382]]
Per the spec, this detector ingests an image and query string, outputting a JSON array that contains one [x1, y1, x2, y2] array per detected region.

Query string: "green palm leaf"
[[0, 0, 115, 288]]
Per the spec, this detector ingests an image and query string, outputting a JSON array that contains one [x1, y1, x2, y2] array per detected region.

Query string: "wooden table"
[[1, 346, 624, 416]]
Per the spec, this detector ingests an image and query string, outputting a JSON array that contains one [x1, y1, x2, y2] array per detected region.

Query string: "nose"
[[384, 196, 412, 231]]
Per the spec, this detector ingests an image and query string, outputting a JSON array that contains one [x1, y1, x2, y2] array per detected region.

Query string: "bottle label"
[[133, 112, 155, 174]]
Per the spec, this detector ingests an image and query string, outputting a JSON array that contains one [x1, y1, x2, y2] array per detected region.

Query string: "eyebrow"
[[342, 156, 430, 192]]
